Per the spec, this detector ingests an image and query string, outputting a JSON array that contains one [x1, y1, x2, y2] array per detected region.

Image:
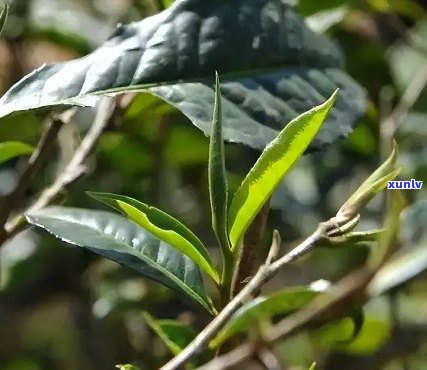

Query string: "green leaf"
[[308, 363, 317, 370], [210, 287, 321, 348], [0, 2, 8, 36], [228, 91, 337, 249], [312, 310, 364, 347], [143, 312, 196, 355], [339, 316, 391, 354], [88, 192, 220, 284], [0, 141, 33, 165], [0, 0, 365, 152], [208, 72, 230, 252], [338, 141, 400, 219], [26, 207, 216, 315], [116, 365, 141, 370]]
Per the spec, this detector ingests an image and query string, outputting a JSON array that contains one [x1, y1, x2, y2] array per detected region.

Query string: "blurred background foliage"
[[0, 0, 426, 369]]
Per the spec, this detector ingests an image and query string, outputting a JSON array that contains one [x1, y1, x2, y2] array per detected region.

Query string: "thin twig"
[[256, 347, 284, 370], [3, 98, 116, 240], [0, 110, 76, 244], [160, 216, 351, 370]]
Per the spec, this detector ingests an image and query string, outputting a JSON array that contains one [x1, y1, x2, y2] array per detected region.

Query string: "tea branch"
[[160, 213, 357, 370]]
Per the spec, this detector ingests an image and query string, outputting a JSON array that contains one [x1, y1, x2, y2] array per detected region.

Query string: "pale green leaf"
[[228, 91, 337, 249], [88, 192, 220, 284], [338, 141, 400, 219], [0, 141, 33, 165]]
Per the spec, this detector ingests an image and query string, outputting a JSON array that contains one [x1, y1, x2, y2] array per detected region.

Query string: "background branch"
[[1, 98, 117, 243]]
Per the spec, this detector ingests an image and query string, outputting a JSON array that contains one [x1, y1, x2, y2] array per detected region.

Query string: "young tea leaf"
[[26, 207, 216, 315], [88, 192, 220, 284], [208, 72, 230, 252], [143, 312, 196, 355], [0, 141, 33, 165], [228, 91, 337, 249], [338, 141, 400, 219]]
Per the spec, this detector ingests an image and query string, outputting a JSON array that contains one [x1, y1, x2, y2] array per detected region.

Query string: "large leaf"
[[143, 311, 196, 355], [0, 0, 365, 151], [210, 287, 321, 348], [0, 141, 33, 165], [228, 91, 336, 249], [208, 73, 230, 252], [25, 207, 216, 315], [88, 192, 219, 284]]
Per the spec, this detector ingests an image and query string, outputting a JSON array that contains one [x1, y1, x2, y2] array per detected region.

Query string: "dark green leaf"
[[228, 91, 336, 249], [0, 141, 33, 165], [143, 311, 196, 355], [0, 0, 365, 151], [209, 72, 230, 252], [210, 287, 321, 348], [26, 207, 216, 315], [88, 192, 219, 284]]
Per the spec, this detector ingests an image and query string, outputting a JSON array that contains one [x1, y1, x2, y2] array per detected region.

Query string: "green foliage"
[[0, 0, 364, 152], [3, 1, 427, 369], [88, 192, 219, 284], [25, 207, 216, 314], [143, 312, 196, 356], [0, 141, 33, 165], [228, 91, 337, 249]]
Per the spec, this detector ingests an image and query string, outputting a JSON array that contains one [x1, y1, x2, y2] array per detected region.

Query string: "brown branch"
[[231, 199, 271, 297], [2, 97, 116, 241], [160, 215, 354, 370]]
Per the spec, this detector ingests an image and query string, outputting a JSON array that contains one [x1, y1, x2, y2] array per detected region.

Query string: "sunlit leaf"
[[228, 91, 337, 249], [0, 0, 365, 152], [208, 72, 230, 252], [0, 141, 33, 165], [143, 312, 196, 355], [88, 192, 219, 284], [26, 207, 216, 315]]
